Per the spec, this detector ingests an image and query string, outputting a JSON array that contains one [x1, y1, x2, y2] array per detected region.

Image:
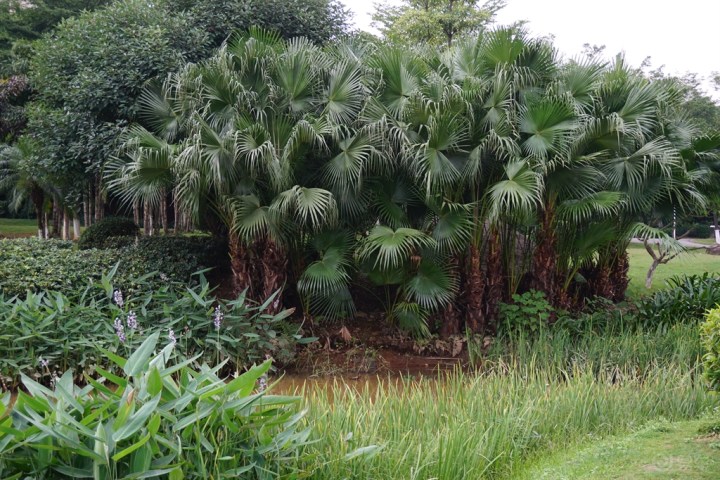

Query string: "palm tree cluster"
[[107, 28, 719, 336]]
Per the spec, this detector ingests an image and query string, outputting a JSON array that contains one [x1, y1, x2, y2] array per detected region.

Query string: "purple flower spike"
[[113, 317, 126, 343], [126, 311, 138, 330], [213, 306, 224, 330], [113, 290, 124, 308]]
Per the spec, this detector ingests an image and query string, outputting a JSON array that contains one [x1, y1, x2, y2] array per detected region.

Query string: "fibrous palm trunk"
[[160, 189, 168, 235], [133, 199, 141, 227], [484, 228, 504, 329], [531, 206, 558, 304], [261, 236, 287, 315], [143, 202, 153, 236], [229, 232, 254, 299], [463, 244, 485, 334], [611, 249, 630, 301]]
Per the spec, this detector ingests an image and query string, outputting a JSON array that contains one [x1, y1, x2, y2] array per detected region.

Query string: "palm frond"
[[391, 302, 430, 339], [404, 259, 457, 311], [359, 226, 436, 271], [488, 160, 543, 218]]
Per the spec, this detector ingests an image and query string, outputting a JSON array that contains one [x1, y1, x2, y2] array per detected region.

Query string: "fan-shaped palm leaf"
[[404, 259, 457, 311], [359, 226, 436, 271], [391, 302, 430, 339], [488, 160, 542, 218]]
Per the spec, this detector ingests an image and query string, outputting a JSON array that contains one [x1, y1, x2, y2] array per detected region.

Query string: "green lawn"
[[517, 419, 720, 480], [0, 218, 37, 237], [690, 237, 718, 246], [626, 243, 720, 300]]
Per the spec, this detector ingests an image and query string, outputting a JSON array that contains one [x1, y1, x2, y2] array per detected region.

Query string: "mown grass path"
[[517, 419, 720, 479]]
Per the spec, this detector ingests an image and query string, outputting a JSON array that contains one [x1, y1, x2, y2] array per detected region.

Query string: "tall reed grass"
[[302, 325, 716, 479]]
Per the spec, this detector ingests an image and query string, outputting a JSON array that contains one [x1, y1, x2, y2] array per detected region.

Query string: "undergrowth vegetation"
[[701, 307, 720, 391], [302, 324, 715, 479], [636, 273, 720, 327], [0, 237, 224, 298], [0, 334, 314, 479], [0, 268, 307, 389]]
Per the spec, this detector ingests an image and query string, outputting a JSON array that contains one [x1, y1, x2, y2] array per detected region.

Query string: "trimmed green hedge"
[[0, 236, 227, 298], [77, 216, 139, 249]]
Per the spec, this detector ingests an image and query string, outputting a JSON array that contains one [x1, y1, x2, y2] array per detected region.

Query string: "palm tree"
[[0, 138, 51, 238]]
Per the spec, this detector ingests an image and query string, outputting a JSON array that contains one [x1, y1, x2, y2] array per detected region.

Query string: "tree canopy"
[[372, 0, 505, 47], [0, 0, 111, 74]]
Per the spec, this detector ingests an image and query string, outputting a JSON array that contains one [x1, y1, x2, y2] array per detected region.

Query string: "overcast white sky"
[[340, 0, 720, 97]]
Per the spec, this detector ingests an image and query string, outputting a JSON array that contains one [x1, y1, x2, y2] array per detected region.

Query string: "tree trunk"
[[72, 217, 81, 240], [160, 189, 168, 235], [531, 205, 558, 303], [645, 260, 660, 289], [586, 261, 612, 299], [143, 202, 153, 236], [714, 211, 720, 245], [229, 232, 254, 298], [133, 199, 140, 227], [36, 213, 44, 239], [261, 237, 287, 314], [611, 249, 630, 301], [62, 209, 70, 240], [52, 201, 60, 238], [83, 189, 90, 227], [484, 228, 504, 329], [30, 185, 44, 239], [463, 244, 485, 334], [94, 176, 104, 223]]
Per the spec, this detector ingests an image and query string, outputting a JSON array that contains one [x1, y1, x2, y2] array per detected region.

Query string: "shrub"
[[110, 235, 228, 281], [636, 273, 720, 328], [553, 297, 640, 335], [0, 270, 308, 388], [498, 290, 554, 335], [701, 307, 720, 391], [0, 237, 225, 298], [0, 334, 312, 479], [77, 216, 138, 249]]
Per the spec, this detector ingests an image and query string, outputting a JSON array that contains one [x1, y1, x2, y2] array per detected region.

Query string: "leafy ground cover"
[[0, 271, 304, 389], [0, 218, 37, 237], [0, 335, 315, 479], [0, 237, 225, 298], [626, 243, 720, 299], [516, 418, 720, 479]]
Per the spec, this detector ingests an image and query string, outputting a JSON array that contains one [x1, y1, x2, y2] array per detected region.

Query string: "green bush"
[[0, 269, 308, 388], [498, 290, 554, 335], [635, 273, 720, 328], [0, 237, 225, 298], [701, 307, 720, 391], [0, 335, 312, 479], [108, 235, 228, 281], [78, 216, 139, 249]]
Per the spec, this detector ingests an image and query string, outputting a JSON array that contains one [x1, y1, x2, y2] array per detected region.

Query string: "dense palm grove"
[[103, 28, 719, 336]]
